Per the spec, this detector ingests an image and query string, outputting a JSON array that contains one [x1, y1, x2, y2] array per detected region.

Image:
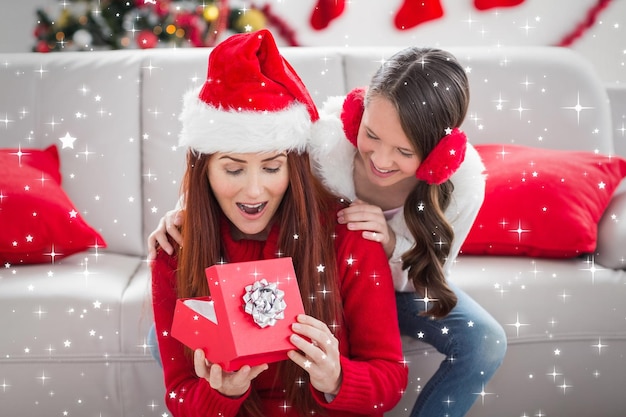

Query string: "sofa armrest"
[[595, 188, 626, 269]]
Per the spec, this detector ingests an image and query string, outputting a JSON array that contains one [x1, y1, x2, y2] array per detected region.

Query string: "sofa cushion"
[[461, 144, 626, 258], [0, 145, 106, 265]]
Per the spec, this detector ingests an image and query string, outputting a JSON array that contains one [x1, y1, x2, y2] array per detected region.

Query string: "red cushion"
[[461, 144, 626, 258], [0, 145, 107, 265]]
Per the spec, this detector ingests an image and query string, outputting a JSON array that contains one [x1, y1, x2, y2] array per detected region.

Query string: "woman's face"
[[356, 96, 421, 187], [208, 151, 289, 239]]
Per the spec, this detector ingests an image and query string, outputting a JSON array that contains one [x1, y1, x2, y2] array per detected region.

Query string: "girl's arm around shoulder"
[[321, 223, 408, 414]]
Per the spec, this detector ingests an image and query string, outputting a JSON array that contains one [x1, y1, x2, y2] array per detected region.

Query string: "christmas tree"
[[33, 0, 272, 52]]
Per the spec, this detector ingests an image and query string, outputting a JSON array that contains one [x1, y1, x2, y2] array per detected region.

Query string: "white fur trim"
[[309, 95, 358, 200], [178, 88, 310, 154]]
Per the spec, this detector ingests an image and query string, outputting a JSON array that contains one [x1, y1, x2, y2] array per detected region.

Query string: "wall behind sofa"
[[0, 0, 624, 85]]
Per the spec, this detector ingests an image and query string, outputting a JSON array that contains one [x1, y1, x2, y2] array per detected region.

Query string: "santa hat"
[[179, 29, 319, 154]]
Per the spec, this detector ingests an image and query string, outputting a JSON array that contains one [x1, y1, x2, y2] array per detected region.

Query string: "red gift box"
[[171, 257, 305, 371]]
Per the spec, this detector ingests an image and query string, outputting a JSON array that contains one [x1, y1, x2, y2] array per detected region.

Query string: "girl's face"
[[208, 151, 289, 239], [356, 96, 421, 187]]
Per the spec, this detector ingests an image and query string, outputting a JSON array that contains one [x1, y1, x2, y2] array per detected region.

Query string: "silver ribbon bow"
[[243, 279, 287, 328]]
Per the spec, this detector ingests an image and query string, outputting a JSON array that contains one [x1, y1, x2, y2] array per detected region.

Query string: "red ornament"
[[134, 0, 149, 8], [33, 24, 49, 39], [156, 0, 171, 17], [35, 40, 50, 53], [136, 30, 158, 49], [394, 0, 444, 31], [134, 0, 170, 16]]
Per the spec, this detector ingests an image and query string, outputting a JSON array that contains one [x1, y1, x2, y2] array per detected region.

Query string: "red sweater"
[[151, 219, 407, 417]]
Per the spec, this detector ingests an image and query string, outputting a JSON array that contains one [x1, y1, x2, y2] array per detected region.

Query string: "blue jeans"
[[396, 282, 507, 417]]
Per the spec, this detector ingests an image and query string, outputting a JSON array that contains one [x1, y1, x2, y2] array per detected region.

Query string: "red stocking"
[[310, 0, 346, 30], [474, 0, 525, 11], [394, 0, 444, 30]]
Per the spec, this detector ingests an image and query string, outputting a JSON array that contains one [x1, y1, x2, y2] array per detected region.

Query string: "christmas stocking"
[[394, 0, 444, 30], [310, 0, 346, 30], [474, 0, 525, 11]]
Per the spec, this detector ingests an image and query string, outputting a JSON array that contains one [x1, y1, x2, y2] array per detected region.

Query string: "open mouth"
[[237, 202, 267, 215]]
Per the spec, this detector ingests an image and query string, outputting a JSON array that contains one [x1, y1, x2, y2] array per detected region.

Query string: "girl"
[[309, 47, 507, 417]]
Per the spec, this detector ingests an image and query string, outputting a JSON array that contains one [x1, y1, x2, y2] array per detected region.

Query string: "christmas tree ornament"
[[57, 8, 72, 27], [73, 29, 93, 48], [203, 3, 220, 22], [233, 8, 267, 33], [35, 40, 51, 53], [394, 0, 444, 30], [310, 0, 346, 30], [136, 29, 158, 49]]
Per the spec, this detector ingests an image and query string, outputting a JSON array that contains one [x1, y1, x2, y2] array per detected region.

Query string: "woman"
[[151, 30, 407, 417], [151, 45, 506, 417]]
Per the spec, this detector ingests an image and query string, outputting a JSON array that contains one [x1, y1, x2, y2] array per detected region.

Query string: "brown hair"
[[367, 47, 470, 317], [176, 149, 344, 417]]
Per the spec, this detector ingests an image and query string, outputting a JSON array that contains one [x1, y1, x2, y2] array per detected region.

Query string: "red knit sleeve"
[[313, 224, 408, 413], [151, 249, 249, 417]]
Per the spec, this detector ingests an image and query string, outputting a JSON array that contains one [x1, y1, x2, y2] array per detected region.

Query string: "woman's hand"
[[147, 208, 184, 260], [193, 349, 268, 398], [288, 314, 342, 396], [337, 199, 396, 258]]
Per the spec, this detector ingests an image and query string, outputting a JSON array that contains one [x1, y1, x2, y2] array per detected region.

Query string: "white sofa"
[[1, 45, 625, 417]]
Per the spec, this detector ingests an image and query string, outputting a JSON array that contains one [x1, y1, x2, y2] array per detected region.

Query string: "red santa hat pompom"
[[179, 29, 319, 155]]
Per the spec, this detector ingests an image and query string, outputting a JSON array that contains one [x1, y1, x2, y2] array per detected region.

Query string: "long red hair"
[[176, 149, 344, 417]]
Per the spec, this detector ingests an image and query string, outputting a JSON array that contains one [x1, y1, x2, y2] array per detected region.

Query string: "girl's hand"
[[288, 314, 342, 396], [337, 199, 396, 258], [147, 208, 184, 260], [193, 349, 268, 398]]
